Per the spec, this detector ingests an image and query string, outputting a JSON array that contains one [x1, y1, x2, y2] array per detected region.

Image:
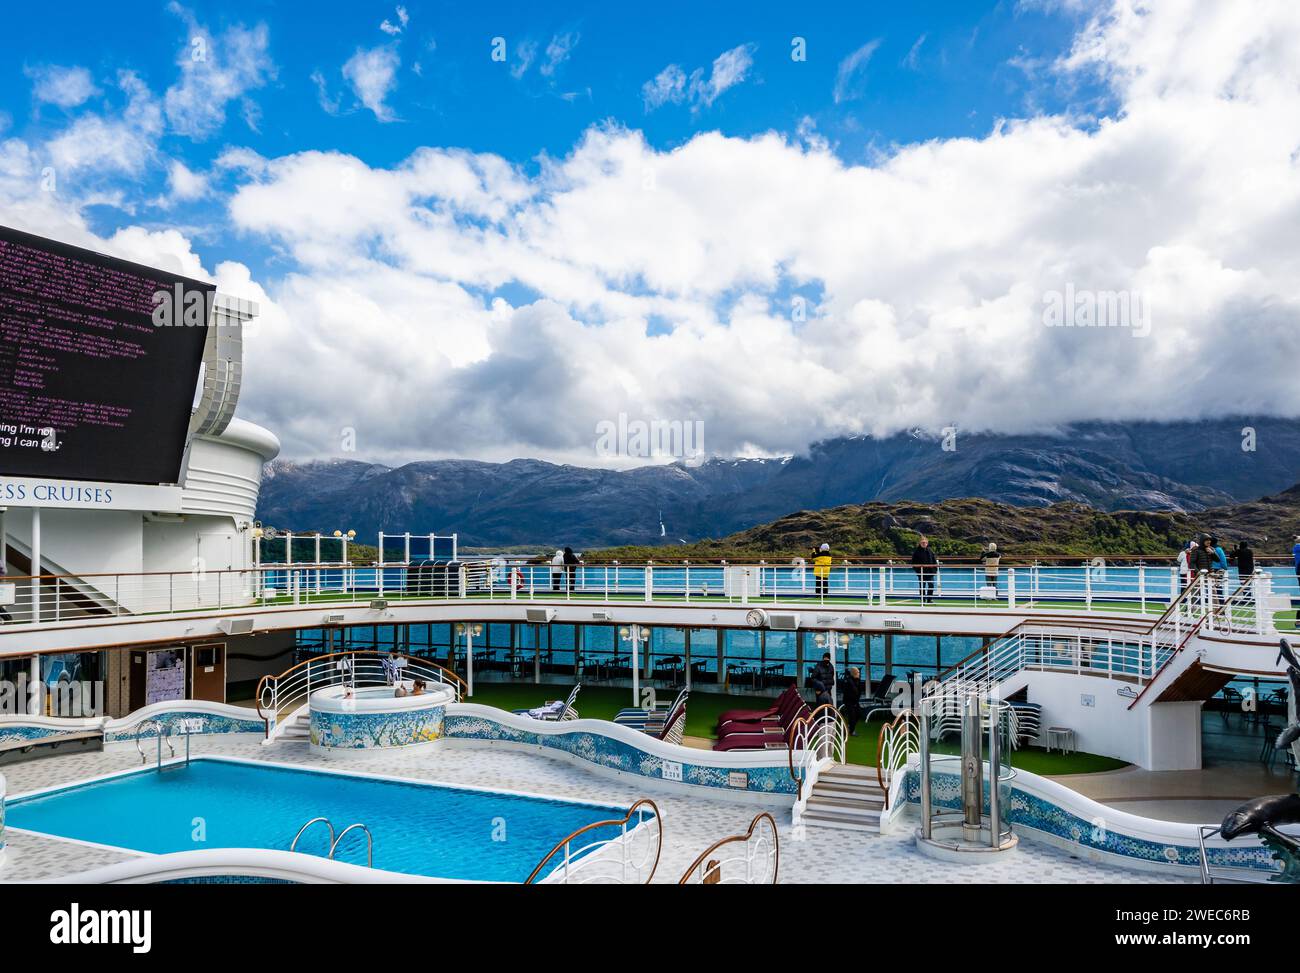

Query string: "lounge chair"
[[861, 673, 897, 710], [716, 684, 798, 725], [717, 687, 806, 734], [512, 683, 581, 721], [713, 709, 809, 752], [614, 686, 688, 729]]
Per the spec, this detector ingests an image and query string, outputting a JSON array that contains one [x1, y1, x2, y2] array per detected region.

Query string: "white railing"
[[0, 559, 1289, 630], [677, 812, 779, 884], [789, 703, 847, 821], [876, 709, 920, 809], [932, 572, 1239, 701], [256, 650, 465, 739], [525, 798, 662, 884]]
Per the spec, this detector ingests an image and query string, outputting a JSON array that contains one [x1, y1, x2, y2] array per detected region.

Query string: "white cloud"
[[903, 34, 927, 70], [163, 4, 275, 139], [643, 43, 756, 113], [834, 39, 882, 103], [380, 6, 409, 36], [642, 64, 687, 110], [45, 71, 162, 176], [511, 40, 538, 80], [342, 46, 401, 121], [165, 159, 209, 202], [541, 32, 580, 77], [7, 0, 1300, 469], [25, 65, 99, 108]]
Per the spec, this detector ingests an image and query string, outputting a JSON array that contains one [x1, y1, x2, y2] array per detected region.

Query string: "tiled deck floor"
[[0, 736, 1186, 884]]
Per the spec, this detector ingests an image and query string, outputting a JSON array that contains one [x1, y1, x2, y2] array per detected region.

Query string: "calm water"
[[5, 758, 633, 882]]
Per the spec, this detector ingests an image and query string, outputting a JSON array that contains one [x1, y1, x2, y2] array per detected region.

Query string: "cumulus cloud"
[[643, 43, 756, 112], [5, 0, 1300, 470], [342, 46, 401, 121], [25, 65, 99, 108], [163, 4, 275, 138]]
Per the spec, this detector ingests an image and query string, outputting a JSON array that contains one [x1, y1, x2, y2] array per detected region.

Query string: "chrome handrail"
[[329, 823, 374, 867], [290, 816, 337, 854]]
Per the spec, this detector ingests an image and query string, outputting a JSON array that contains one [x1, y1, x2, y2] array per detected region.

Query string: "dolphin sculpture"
[[1219, 794, 1300, 882], [1274, 639, 1300, 752]]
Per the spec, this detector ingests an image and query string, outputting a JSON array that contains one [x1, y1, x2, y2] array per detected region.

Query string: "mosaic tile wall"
[[903, 769, 1280, 875], [309, 704, 446, 749], [444, 713, 797, 796]]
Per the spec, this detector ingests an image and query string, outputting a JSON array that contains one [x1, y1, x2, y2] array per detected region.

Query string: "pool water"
[[4, 758, 633, 882]]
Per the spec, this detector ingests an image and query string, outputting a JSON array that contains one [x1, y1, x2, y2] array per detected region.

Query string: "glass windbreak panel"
[[763, 631, 797, 688], [579, 624, 617, 682], [723, 629, 762, 692], [289, 536, 319, 563], [546, 624, 577, 676], [649, 628, 687, 686], [687, 628, 720, 685], [939, 636, 983, 671], [891, 634, 939, 682]]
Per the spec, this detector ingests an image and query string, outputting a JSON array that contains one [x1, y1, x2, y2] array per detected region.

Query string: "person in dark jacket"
[[810, 652, 835, 706], [1189, 536, 1218, 575], [562, 547, 581, 592], [842, 666, 864, 736], [1233, 541, 1255, 580], [910, 536, 938, 604]]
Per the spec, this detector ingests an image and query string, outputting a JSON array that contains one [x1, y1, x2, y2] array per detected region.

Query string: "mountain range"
[[256, 417, 1300, 549]]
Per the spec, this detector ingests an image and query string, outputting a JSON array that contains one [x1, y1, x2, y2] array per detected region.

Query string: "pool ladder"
[[290, 816, 374, 868]]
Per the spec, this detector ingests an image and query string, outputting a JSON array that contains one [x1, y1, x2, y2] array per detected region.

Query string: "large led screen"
[[0, 225, 212, 485]]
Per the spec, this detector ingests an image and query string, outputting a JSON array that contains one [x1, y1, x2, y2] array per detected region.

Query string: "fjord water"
[[5, 758, 630, 881]]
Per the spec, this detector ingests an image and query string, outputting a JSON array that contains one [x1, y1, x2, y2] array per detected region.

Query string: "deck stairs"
[[801, 763, 888, 833]]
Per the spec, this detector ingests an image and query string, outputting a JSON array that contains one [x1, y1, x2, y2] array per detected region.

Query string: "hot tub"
[[309, 683, 456, 752]]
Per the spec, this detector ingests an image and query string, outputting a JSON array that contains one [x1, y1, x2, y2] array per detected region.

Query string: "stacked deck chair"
[[614, 686, 689, 733], [652, 696, 689, 747], [713, 686, 811, 752], [512, 683, 581, 721]]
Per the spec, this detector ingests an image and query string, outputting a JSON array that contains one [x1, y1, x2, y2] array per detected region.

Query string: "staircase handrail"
[[677, 812, 779, 884], [524, 798, 661, 885], [875, 708, 919, 809]]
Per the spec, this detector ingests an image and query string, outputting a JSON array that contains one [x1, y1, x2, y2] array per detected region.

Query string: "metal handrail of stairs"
[[256, 649, 466, 740]]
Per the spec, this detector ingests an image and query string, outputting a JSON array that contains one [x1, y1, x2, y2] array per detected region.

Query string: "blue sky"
[[1, 1, 1099, 279], [2, 1, 1297, 467]]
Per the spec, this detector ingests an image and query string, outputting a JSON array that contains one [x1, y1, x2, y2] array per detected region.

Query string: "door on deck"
[[190, 642, 227, 703]]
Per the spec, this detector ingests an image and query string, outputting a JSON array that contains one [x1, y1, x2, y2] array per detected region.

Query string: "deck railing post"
[[1007, 568, 1016, 610], [1084, 569, 1091, 608], [645, 565, 654, 604], [879, 566, 887, 607], [1138, 565, 1146, 613]]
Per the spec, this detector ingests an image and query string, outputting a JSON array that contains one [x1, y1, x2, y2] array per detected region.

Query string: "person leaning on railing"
[[910, 536, 938, 604], [811, 544, 832, 597]]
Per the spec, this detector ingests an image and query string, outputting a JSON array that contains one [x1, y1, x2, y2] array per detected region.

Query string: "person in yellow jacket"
[[812, 543, 833, 598]]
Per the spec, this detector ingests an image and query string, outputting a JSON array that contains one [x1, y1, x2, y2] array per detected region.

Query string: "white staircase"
[[802, 764, 888, 832], [266, 706, 311, 745]]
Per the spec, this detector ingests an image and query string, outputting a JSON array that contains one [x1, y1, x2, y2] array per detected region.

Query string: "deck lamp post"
[[619, 624, 651, 705], [332, 529, 356, 565], [456, 623, 483, 697], [813, 631, 851, 706]]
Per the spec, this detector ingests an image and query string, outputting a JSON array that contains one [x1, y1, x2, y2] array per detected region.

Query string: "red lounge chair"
[[717, 690, 805, 733], [716, 685, 797, 725]]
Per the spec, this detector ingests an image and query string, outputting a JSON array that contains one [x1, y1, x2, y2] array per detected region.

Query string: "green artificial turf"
[[463, 681, 1126, 776]]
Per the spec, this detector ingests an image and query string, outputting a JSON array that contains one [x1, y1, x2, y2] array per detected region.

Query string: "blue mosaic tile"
[[444, 713, 796, 795]]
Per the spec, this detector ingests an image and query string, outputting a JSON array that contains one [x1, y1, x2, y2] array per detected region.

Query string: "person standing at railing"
[[550, 550, 564, 592], [910, 536, 938, 604], [1292, 535, 1300, 592], [1232, 541, 1254, 581], [1177, 540, 1196, 590], [811, 544, 832, 597], [563, 547, 581, 592], [979, 543, 1000, 594], [1209, 536, 1229, 606]]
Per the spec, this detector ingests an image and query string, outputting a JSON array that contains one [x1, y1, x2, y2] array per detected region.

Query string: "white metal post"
[[631, 628, 641, 706], [1007, 568, 1016, 609], [286, 530, 292, 566], [466, 626, 474, 697], [30, 507, 40, 624]]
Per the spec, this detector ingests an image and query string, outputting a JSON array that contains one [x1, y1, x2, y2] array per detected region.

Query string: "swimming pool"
[[4, 757, 635, 882]]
